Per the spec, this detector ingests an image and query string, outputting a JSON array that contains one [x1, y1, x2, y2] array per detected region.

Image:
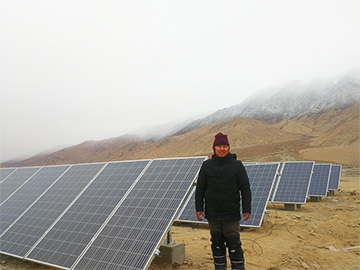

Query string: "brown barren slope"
[[5, 103, 358, 168]]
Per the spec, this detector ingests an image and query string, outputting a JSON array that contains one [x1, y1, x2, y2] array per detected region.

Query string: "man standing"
[[195, 132, 252, 270]]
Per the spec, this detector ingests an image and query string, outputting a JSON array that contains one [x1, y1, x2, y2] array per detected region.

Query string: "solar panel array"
[[0, 157, 206, 270], [0, 159, 343, 269], [177, 161, 343, 228], [177, 163, 281, 228]]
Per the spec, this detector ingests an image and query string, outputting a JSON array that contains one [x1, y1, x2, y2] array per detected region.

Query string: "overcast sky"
[[1, 0, 359, 162]]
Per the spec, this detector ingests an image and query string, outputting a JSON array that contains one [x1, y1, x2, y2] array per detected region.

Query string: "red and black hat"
[[213, 132, 230, 146]]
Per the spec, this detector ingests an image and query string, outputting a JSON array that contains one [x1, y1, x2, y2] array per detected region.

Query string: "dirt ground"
[[1, 176, 359, 270]]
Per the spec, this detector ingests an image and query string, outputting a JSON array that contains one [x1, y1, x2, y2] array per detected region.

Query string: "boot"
[[226, 235, 245, 270], [211, 231, 227, 270]]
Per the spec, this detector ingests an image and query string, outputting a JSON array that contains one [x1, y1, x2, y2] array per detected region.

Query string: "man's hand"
[[243, 212, 251, 221], [196, 211, 204, 221]]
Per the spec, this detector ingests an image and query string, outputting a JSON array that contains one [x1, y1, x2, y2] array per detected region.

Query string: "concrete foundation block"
[[262, 211, 269, 224], [284, 204, 297, 211], [310, 196, 322, 202], [158, 242, 185, 264]]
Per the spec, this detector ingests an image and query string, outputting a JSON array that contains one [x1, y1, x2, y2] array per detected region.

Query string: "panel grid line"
[[0, 163, 106, 258], [0, 165, 71, 237], [0, 168, 17, 183], [0, 167, 41, 204]]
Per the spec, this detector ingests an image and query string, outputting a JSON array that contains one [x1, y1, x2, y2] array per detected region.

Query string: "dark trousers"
[[208, 219, 245, 270]]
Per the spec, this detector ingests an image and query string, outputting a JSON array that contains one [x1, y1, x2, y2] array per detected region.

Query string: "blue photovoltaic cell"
[[176, 163, 280, 228], [26, 160, 150, 269], [328, 165, 342, 190], [0, 167, 40, 204], [308, 164, 331, 197], [0, 165, 70, 235], [0, 163, 105, 258], [0, 168, 17, 183], [271, 161, 314, 204], [73, 157, 206, 270]]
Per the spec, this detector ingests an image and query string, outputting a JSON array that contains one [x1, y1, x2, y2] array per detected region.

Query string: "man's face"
[[214, 145, 229, 158]]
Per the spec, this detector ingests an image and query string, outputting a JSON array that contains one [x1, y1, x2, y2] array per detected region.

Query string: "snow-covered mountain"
[[130, 116, 200, 142], [174, 70, 360, 136]]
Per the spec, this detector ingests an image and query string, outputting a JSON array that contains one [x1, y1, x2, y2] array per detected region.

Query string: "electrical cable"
[[241, 202, 279, 255]]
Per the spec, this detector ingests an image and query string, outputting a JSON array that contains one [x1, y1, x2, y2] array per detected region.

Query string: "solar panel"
[[271, 161, 314, 204], [0, 165, 70, 235], [72, 157, 206, 270], [240, 163, 280, 227], [307, 164, 331, 197], [328, 165, 342, 190], [0, 168, 17, 183], [26, 160, 150, 269], [176, 163, 280, 228], [0, 163, 106, 258], [176, 188, 197, 223], [269, 162, 284, 201], [0, 167, 41, 204]]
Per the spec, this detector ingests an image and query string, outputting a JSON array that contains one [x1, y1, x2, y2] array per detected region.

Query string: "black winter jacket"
[[195, 153, 251, 221]]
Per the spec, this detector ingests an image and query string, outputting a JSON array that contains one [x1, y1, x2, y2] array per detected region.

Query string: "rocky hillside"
[[174, 70, 360, 135], [4, 101, 359, 168]]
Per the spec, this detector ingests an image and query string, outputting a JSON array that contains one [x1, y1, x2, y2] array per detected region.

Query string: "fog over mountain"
[[173, 69, 360, 136], [1, 70, 359, 166], [130, 114, 208, 142]]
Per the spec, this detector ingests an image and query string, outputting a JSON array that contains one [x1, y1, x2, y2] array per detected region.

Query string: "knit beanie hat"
[[213, 132, 230, 146]]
